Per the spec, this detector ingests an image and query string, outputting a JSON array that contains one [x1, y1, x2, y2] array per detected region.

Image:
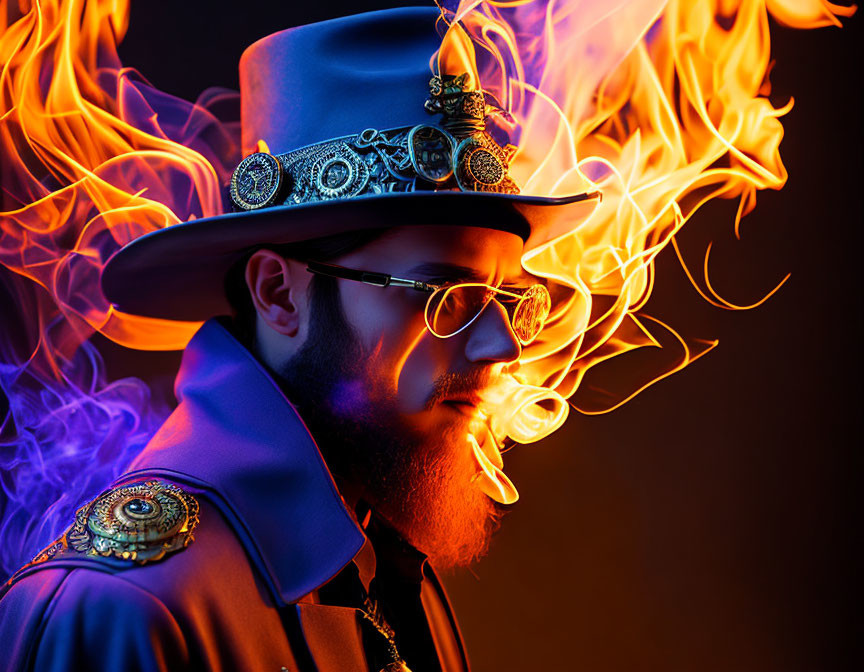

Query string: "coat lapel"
[[125, 319, 365, 606], [297, 603, 368, 672]]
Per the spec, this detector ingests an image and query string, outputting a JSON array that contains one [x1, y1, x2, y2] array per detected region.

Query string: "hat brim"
[[101, 190, 600, 321]]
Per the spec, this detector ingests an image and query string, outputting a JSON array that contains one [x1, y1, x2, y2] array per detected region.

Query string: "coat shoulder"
[[2, 477, 209, 617], [0, 476, 309, 672], [0, 566, 189, 671]]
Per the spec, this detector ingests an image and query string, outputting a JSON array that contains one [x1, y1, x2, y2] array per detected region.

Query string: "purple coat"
[[0, 320, 469, 671]]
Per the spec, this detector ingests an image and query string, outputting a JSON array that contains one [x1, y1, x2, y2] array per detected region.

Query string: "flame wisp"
[[433, 0, 854, 501], [0, 0, 239, 577]]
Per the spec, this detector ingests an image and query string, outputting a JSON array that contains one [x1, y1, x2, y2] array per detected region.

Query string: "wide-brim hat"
[[101, 6, 600, 322]]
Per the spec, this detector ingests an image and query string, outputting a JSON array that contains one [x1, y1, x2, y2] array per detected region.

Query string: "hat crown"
[[239, 7, 441, 156]]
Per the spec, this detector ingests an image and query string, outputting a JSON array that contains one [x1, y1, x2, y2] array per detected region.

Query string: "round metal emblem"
[[453, 135, 519, 194], [467, 148, 504, 185], [408, 125, 455, 184], [68, 480, 200, 564], [230, 152, 285, 210], [310, 144, 369, 199]]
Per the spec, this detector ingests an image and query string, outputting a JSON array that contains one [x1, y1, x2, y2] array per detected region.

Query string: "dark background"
[[112, 1, 862, 670]]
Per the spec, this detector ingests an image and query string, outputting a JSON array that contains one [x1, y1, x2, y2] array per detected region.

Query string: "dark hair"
[[223, 229, 388, 347]]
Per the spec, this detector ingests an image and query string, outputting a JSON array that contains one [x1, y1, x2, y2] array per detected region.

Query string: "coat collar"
[[125, 318, 366, 605]]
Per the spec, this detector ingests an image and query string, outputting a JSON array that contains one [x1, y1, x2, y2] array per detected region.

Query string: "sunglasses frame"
[[306, 260, 550, 345]]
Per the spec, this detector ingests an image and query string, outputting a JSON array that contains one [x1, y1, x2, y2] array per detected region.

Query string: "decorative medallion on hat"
[[310, 143, 371, 199], [63, 480, 200, 565], [454, 134, 519, 194], [407, 125, 455, 183], [230, 152, 285, 210]]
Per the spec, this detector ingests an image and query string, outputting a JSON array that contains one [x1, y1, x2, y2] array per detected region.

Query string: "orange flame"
[[435, 0, 854, 501], [1, 0, 239, 371], [0, 1, 856, 506]]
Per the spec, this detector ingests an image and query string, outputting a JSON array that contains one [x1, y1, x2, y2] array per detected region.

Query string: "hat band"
[[229, 124, 520, 211]]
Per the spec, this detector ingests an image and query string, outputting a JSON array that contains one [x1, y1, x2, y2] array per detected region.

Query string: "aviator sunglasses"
[[306, 261, 552, 345]]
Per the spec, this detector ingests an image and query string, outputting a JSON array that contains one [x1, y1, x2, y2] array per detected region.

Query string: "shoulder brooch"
[[61, 480, 200, 565]]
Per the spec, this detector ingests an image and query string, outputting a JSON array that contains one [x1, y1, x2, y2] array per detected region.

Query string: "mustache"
[[425, 369, 494, 410]]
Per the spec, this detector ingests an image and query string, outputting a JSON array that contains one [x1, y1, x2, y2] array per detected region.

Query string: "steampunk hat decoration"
[[228, 72, 520, 212], [100, 7, 601, 322]]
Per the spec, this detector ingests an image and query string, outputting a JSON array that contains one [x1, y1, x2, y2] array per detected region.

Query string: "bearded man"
[[0, 7, 598, 671]]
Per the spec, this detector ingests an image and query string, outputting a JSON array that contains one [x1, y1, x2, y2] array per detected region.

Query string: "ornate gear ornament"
[[453, 134, 519, 194], [276, 129, 418, 206], [230, 152, 285, 210], [65, 480, 200, 564], [227, 71, 521, 210], [309, 143, 370, 199]]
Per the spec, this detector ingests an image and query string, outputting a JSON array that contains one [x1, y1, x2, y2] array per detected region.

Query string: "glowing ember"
[[0, 0, 856, 567]]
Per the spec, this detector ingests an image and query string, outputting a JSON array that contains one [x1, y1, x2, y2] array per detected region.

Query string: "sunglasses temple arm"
[[308, 262, 394, 288], [307, 262, 438, 292], [389, 277, 439, 292]]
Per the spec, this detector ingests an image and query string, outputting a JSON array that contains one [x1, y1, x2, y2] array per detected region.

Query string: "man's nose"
[[464, 300, 521, 363]]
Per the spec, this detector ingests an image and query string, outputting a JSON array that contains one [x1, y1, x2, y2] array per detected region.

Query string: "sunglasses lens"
[[426, 285, 494, 336], [512, 285, 551, 344]]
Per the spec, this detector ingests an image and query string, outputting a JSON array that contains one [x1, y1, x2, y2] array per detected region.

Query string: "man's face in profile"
[[252, 225, 527, 568]]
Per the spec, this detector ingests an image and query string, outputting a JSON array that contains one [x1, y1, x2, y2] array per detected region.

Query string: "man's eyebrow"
[[406, 263, 488, 283]]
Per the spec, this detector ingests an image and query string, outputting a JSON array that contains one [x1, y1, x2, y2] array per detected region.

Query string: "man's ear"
[[245, 249, 306, 337]]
